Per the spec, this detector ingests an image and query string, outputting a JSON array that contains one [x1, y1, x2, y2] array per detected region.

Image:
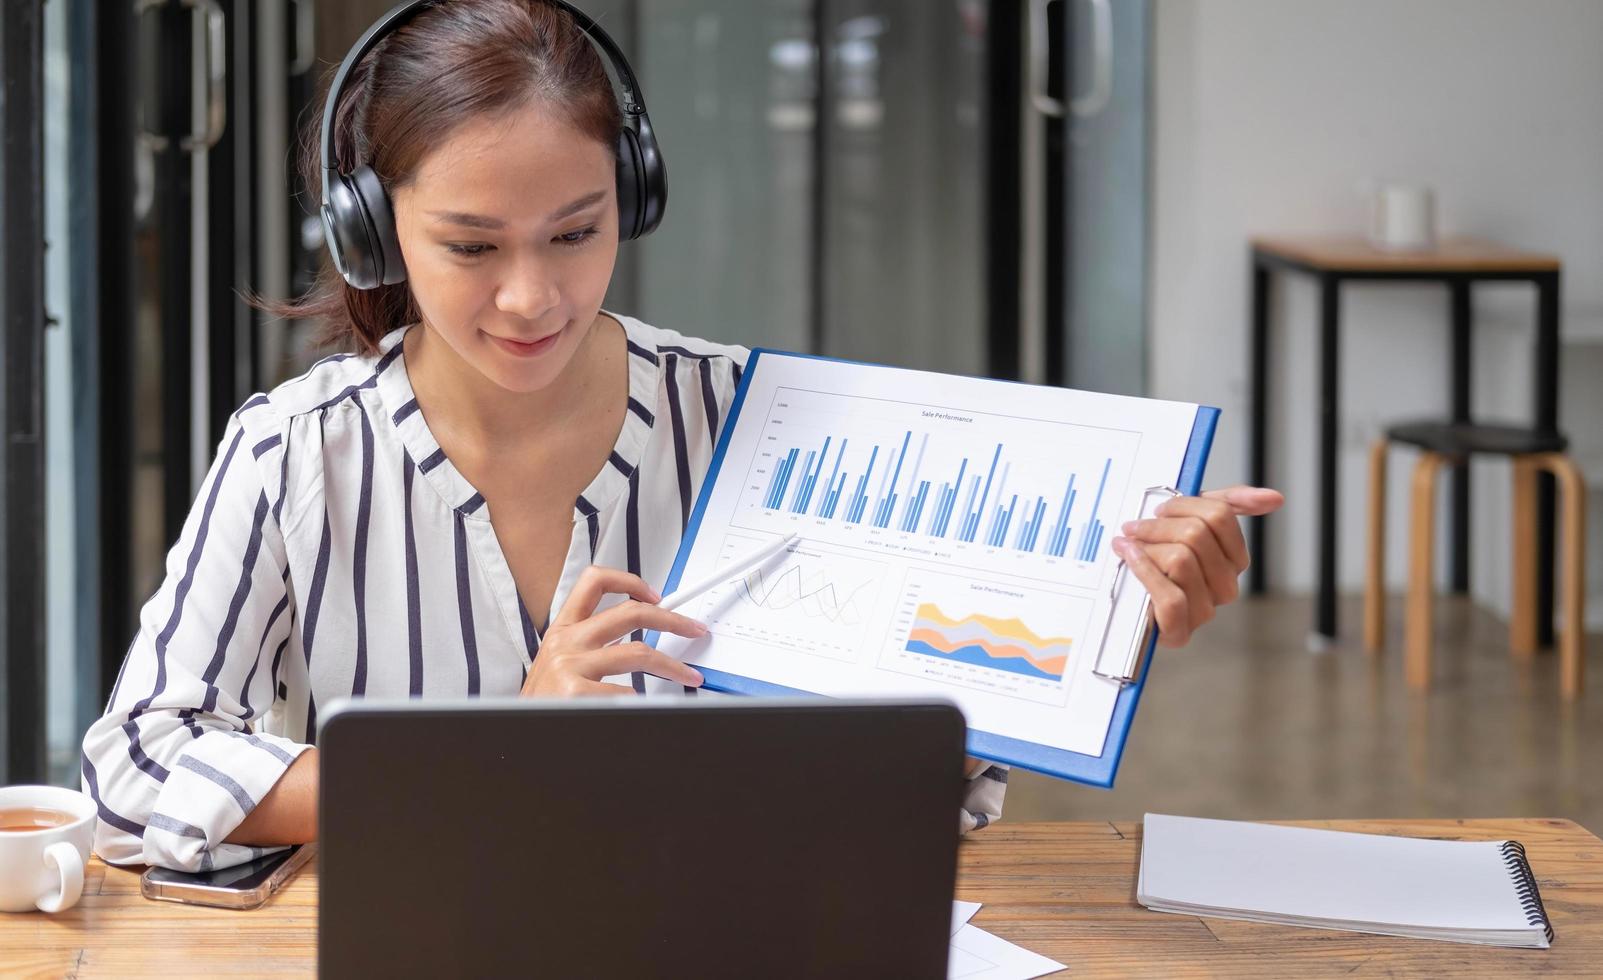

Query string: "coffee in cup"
[[0, 807, 78, 833], [0, 785, 97, 913]]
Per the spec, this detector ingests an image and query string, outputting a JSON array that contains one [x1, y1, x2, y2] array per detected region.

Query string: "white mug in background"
[[0, 785, 97, 913], [1368, 184, 1437, 251]]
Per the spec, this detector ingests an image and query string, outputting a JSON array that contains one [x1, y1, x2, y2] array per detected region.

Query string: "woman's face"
[[391, 103, 619, 394]]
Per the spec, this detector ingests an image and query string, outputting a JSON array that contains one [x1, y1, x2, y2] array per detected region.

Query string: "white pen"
[[658, 532, 801, 613]]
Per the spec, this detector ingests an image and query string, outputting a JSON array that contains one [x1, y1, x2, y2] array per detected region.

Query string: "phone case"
[[139, 843, 314, 910]]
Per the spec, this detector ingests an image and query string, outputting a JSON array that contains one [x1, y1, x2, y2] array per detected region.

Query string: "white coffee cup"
[[1369, 184, 1436, 251], [0, 785, 98, 913]]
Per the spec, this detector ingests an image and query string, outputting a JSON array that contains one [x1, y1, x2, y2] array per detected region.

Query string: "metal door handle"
[[290, 0, 317, 76], [134, 0, 169, 153], [1028, 0, 1065, 118], [180, 0, 227, 153], [1070, 0, 1113, 119]]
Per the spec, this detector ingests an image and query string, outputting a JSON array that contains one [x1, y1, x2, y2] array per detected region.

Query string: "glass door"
[[27, 1, 315, 782], [3, 0, 49, 783], [1062, 0, 1147, 395], [618, 0, 997, 376], [816, 0, 990, 375], [598, 0, 816, 354], [618, 0, 1148, 388]]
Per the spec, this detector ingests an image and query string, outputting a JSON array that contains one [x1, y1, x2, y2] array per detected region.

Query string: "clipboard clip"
[[1091, 485, 1181, 686]]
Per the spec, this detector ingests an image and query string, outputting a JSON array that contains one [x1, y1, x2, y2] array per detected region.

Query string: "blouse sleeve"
[[81, 401, 307, 871]]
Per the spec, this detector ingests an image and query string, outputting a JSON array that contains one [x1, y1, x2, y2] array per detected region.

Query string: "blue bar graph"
[[960, 445, 1004, 543], [1075, 458, 1113, 562], [896, 435, 931, 532], [815, 439, 847, 517], [755, 426, 1118, 563], [847, 445, 880, 523], [872, 431, 914, 529], [828, 474, 844, 517], [791, 436, 830, 514], [903, 480, 931, 532], [1045, 475, 1078, 558], [764, 447, 800, 509], [987, 493, 1019, 547], [957, 476, 980, 540], [931, 456, 969, 538], [788, 450, 816, 512], [1015, 496, 1046, 551]]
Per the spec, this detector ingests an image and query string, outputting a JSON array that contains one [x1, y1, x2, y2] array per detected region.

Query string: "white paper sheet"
[[657, 352, 1201, 756], [948, 923, 1066, 979], [952, 900, 983, 936]]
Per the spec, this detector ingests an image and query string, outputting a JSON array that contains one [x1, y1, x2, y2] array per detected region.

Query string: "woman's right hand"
[[519, 566, 709, 697]]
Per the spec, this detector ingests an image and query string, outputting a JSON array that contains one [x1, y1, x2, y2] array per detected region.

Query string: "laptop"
[[317, 697, 966, 977]]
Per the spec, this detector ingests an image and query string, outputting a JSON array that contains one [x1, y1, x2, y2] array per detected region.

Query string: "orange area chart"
[[904, 603, 1072, 681]]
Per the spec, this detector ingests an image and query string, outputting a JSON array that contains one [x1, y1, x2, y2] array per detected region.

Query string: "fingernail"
[[688, 669, 705, 685], [694, 620, 711, 635], [647, 588, 663, 603], [1111, 536, 1128, 556], [1122, 521, 1137, 534]]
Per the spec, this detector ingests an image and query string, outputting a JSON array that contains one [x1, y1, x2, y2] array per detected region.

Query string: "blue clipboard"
[[651, 348, 1220, 788]]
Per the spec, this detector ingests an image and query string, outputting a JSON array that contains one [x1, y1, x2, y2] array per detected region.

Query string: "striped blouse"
[[81, 314, 1008, 871]]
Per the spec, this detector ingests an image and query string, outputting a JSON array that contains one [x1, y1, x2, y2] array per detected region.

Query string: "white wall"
[[1150, 0, 1603, 628]]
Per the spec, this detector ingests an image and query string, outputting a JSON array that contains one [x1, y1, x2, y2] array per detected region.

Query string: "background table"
[[1248, 236, 1562, 642], [3, 819, 1598, 978]]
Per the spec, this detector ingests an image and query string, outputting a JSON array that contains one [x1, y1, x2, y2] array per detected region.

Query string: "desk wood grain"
[[2, 819, 1597, 978], [1251, 235, 1561, 272]]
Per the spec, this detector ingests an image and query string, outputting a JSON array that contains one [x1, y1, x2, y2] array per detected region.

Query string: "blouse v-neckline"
[[371, 314, 662, 641]]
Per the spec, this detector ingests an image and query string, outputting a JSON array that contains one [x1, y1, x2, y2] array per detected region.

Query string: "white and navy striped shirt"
[[82, 314, 1007, 870]]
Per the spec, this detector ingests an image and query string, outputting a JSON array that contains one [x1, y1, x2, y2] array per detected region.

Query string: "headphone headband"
[[317, 0, 665, 288], [320, 0, 649, 196]]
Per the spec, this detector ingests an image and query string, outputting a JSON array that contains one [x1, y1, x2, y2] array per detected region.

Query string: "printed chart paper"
[[655, 351, 1210, 773]]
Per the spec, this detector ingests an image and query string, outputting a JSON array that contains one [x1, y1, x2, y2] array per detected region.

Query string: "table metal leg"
[[1535, 271, 1560, 648], [1317, 275, 1340, 638], [1249, 259, 1270, 595], [1449, 279, 1472, 594]]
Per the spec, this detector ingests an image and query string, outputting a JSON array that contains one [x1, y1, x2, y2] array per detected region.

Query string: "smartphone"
[[140, 844, 314, 909]]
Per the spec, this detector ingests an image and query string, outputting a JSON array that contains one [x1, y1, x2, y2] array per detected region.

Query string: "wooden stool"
[[1364, 421, 1587, 699]]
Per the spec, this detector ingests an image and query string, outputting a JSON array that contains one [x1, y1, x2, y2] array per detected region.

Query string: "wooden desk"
[[3, 819, 1598, 978], [1248, 236, 1562, 643]]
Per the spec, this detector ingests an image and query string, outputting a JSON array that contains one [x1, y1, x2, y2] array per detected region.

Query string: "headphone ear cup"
[[615, 129, 646, 241], [349, 164, 408, 285], [630, 114, 667, 239], [321, 166, 405, 290], [322, 173, 382, 290]]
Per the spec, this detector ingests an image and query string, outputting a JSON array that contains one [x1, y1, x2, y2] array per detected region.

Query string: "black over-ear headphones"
[[319, 0, 667, 290]]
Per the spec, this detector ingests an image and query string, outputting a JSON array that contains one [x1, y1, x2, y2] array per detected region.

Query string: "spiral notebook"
[[1137, 814, 1554, 948]]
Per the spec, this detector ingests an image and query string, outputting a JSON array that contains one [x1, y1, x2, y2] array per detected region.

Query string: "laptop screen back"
[[318, 698, 966, 977]]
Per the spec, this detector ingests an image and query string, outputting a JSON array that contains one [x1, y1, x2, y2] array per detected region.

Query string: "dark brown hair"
[[261, 0, 621, 354]]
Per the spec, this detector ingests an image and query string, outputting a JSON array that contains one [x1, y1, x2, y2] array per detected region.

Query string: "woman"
[[83, 0, 1283, 871]]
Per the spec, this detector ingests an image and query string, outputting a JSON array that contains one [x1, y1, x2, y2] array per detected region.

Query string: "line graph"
[[683, 534, 889, 661], [736, 564, 874, 626]]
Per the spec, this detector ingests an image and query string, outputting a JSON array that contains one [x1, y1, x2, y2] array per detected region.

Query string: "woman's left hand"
[[1111, 485, 1284, 648]]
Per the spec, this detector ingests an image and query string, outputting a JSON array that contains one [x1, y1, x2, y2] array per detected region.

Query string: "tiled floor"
[[1004, 594, 1602, 834]]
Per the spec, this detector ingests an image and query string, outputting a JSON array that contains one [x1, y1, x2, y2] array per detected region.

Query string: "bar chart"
[[736, 387, 1139, 589]]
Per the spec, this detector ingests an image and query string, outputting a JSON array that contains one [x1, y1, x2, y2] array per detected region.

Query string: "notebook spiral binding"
[[1499, 840, 1555, 944]]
